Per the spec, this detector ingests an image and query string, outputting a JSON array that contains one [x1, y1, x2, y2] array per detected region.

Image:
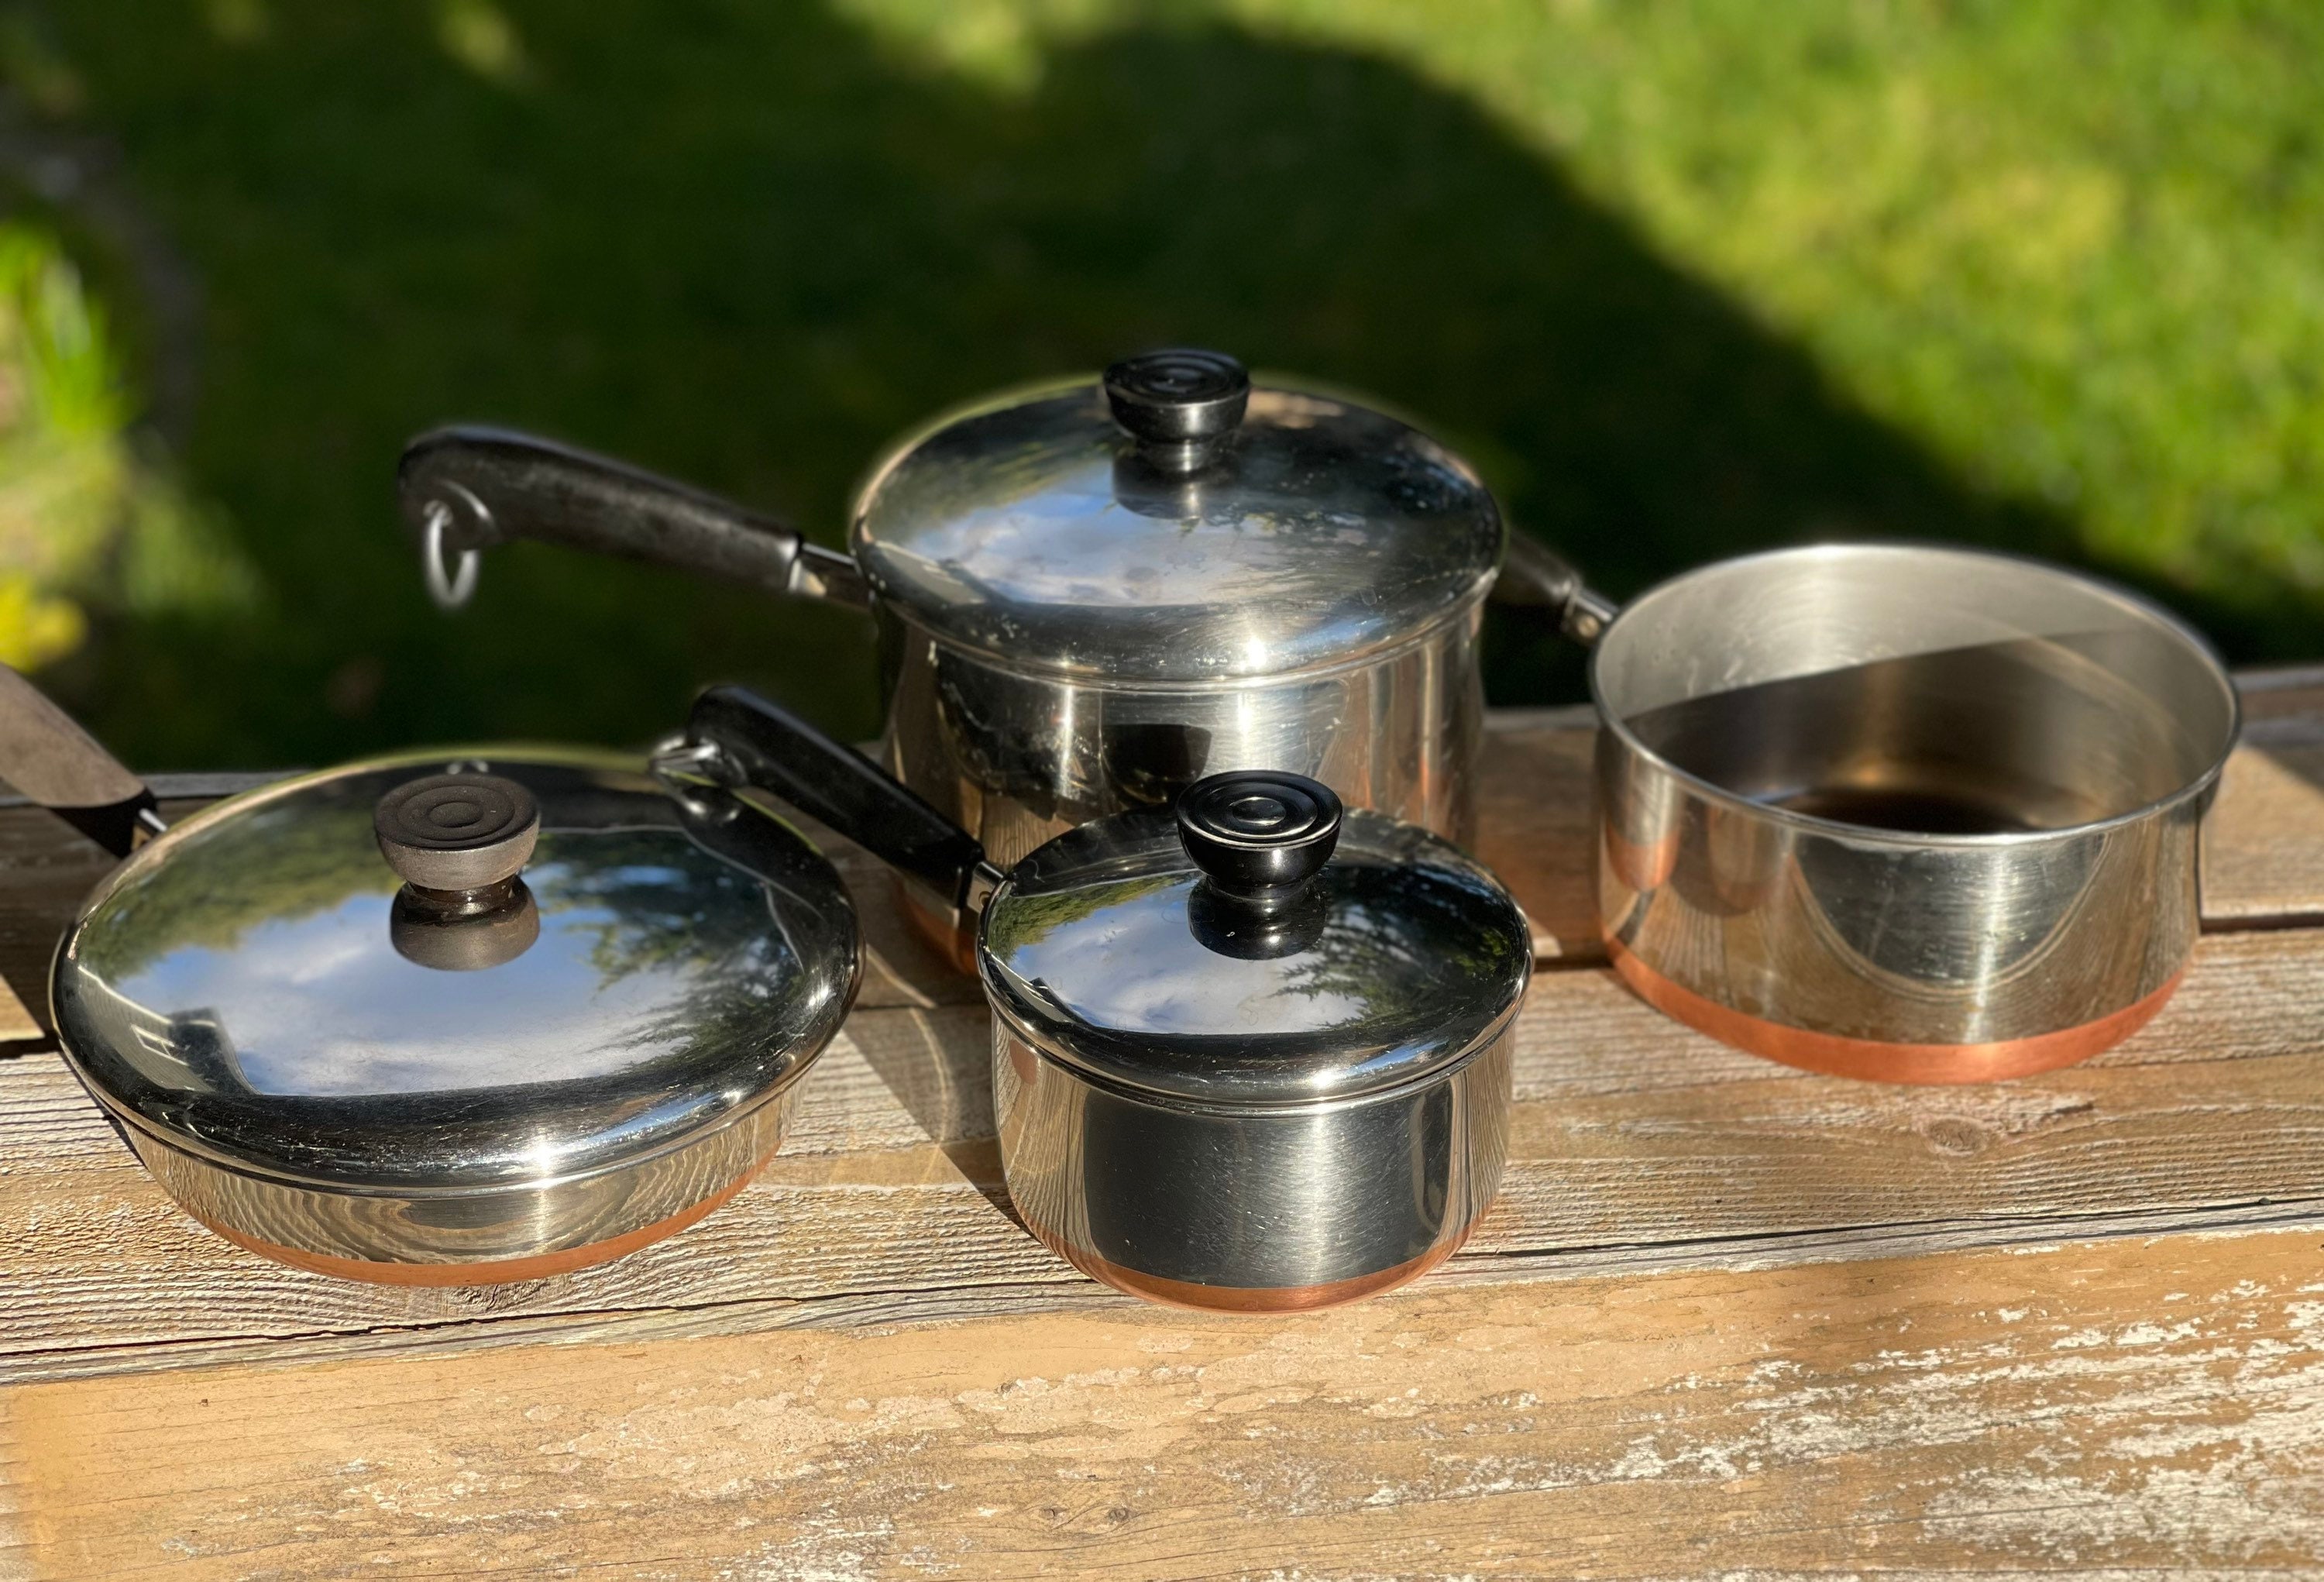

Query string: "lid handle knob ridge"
[[1104, 349, 1250, 474], [1176, 771, 1341, 905], [375, 772, 541, 892], [374, 772, 543, 971]]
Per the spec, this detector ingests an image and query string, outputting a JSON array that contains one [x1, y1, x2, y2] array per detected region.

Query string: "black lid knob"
[[1176, 770, 1341, 902], [390, 882, 541, 971], [1104, 349, 1249, 473], [375, 772, 540, 892]]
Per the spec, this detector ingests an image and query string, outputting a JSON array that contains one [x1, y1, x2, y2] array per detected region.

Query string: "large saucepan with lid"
[[398, 349, 1604, 955], [658, 685, 1533, 1312], [3, 666, 861, 1283]]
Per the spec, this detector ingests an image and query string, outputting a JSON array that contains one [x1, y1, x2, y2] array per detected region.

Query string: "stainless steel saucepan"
[[2, 666, 861, 1282], [399, 349, 1603, 960], [657, 685, 1534, 1312], [1583, 544, 2240, 1082]]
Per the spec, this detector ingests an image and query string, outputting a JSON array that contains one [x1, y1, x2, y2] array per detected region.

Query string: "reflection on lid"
[[980, 807, 1531, 1106], [51, 758, 861, 1193]]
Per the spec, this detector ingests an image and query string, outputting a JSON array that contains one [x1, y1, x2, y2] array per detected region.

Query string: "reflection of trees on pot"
[[991, 861, 1521, 1047], [531, 829, 776, 985], [981, 871, 1181, 958], [78, 799, 390, 978], [531, 828, 811, 1062], [85, 794, 804, 1038], [1270, 867, 1524, 1024]]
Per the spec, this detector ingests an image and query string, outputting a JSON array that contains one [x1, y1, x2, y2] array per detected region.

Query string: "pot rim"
[[876, 587, 1495, 691], [984, 984, 1528, 1119], [1587, 541, 2243, 849]]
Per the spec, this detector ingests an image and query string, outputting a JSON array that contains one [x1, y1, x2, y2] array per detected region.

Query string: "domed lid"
[[850, 349, 1504, 682], [978, 770, 1532, 1106], [50, 752, 858, 1194]]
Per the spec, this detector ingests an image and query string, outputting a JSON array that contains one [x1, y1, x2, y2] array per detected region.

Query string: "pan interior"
[[1592, 546, 2238, 835]]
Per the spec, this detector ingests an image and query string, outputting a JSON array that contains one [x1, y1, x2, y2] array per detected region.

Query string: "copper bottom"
[[1023, 1212, 1470, 1313], [1605, 934, 2184, 1085], [895, 875, 981, 977], [187, 1164, 763, 1286]]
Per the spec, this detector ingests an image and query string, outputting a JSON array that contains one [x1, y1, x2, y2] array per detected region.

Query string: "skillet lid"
[[978, 771, 1532, 1106], [50, 751, 859, 1194], [851, 349, 1504, 683]]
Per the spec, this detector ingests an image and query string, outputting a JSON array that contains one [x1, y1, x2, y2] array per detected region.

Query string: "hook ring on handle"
[[422, 500, 482, 610]]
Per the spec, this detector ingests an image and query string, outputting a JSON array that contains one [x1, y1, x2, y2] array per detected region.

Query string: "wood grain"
[[1, 925, 2320, 1388], [4, 1223, 2320, 1580], [1, 680, 2322, 1577]]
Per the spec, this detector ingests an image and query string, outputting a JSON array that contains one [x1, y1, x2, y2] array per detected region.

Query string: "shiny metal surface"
[[851, 379, 1503, 683], [982, 799, 1528, 1308], [994, 1020, 1511, 1302], [1592, 545, 2238, 1069], [50, 750, 859, 1268], [658, 680, 1530, 1309], [981, 807, 1532, 1106], [878, 600, 1483, 878], [400, 357, 1541, 886], [125, 1082, 796, 1275]]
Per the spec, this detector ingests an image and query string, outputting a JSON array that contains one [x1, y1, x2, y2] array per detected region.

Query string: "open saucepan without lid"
[[398, 349, 1605, 961], [657, 685, 1534, 1312], [1582, 543, 2240, 1082], [2, 667, 861, 1283]]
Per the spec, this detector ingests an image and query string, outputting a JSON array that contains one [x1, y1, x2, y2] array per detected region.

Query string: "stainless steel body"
[[1590, 545, 2239, 1082], [44, 748, 861, 1281], [401, 353, 1604, 940], [669, 689, 1534, 1312], [119, 1078, 796, 1281], [992, 1022, 1511, 1309], [877, 600, 1484, 873]]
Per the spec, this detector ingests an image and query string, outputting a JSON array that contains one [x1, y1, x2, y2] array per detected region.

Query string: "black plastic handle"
[[1490, 531, 1618, 645], [682, 685, 989, 912], [397, 426, 868, 611]]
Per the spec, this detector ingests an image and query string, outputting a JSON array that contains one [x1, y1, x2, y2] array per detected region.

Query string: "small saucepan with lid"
[[2, 666, 861, 1283], [658, 686, 1534, 1312]]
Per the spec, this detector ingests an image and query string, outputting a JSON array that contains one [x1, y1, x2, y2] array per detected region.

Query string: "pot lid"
[[978, 770, 1531, 1106], [50, 751, 858, 1194], [851, 349, 1504, 682]]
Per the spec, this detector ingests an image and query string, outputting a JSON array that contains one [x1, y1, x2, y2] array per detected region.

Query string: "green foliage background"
[[1, 0, 2318, 767]]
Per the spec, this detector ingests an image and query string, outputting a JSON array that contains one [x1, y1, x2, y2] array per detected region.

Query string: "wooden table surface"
[[3, 671, 2323, 1578]]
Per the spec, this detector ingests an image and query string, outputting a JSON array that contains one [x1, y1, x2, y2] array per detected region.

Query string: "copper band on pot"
[[1604, 932, 2183, 1084]]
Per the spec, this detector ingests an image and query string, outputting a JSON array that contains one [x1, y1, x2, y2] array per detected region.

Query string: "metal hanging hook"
[[422, 500, 481, 610]]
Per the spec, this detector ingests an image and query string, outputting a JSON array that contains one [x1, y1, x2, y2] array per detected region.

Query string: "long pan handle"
[[0, 665, 162, 857], [669, 685, 999, 920], [398, 426, 871, 613]]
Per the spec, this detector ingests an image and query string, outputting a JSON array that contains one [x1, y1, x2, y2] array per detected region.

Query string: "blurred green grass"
[[2, 0, 2319, 767]]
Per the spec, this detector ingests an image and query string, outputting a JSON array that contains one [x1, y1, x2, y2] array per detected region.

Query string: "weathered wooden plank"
[[1477, 703, 1600, 960], [1, 926, 2320, 1384], [2200, 668, 2324, 930], [4, 1223, 2320, 1580]]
